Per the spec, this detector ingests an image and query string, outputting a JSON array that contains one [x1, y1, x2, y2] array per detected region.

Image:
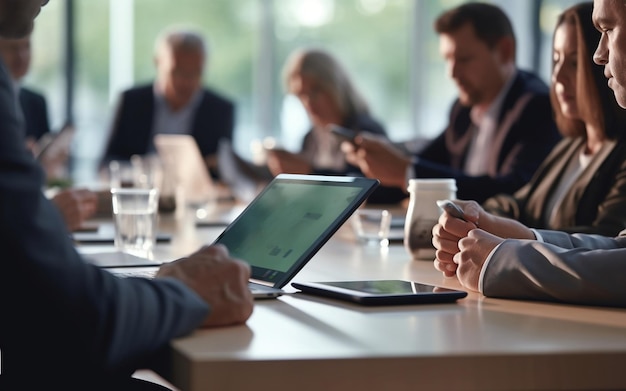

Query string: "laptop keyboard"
[[110, 270, 282, 298], [109, 268, 157, 279]]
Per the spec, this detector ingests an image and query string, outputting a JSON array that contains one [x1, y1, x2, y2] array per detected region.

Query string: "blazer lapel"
[[524, 138, 581, 225], [550, 139, 617, 227]]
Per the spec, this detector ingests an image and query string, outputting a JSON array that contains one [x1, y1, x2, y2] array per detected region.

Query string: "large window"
[[27, 0, 563, 184]]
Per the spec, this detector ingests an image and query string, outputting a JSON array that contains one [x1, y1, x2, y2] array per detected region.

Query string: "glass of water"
[[352, 209, 392, 247], [111, 188, 160, 257]]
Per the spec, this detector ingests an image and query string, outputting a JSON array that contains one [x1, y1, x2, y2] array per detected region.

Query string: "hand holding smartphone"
[[436, 199, 468, 222], [329, 124, 358, 143]]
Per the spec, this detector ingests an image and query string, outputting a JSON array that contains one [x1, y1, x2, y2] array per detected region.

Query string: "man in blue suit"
[[430, 0, 626, 307], [0, 34, 50, 147], [0, 2, 253, 389], [344, 3, 560, 203], [102, 29, 234, 177]]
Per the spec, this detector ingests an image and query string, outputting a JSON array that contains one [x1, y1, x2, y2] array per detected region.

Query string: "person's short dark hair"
[[434, 2, 516, 49]]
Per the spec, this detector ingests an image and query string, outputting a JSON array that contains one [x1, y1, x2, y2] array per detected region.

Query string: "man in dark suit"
[[0, 34, 50, 145], [102, 29, 235, 176], [343, 3, 560, 203], [430, 0, 626, 307], [0, 2, 254, 388]]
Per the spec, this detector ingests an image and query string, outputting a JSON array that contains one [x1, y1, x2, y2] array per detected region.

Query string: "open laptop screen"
[[213, 174, 379, 288]]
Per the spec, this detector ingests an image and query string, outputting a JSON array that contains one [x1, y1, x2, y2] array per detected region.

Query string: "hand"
[[156, 245, 254, 327], [341, 134, 411, 189], [453, 229, 504, 292], [438, 199, 535, 240], [52, 188, 98, 231], [432, 202, 480, 277], [266, 149, 312, 176]]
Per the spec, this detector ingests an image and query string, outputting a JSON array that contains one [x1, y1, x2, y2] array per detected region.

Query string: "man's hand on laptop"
[[156, 245, 254, 327]]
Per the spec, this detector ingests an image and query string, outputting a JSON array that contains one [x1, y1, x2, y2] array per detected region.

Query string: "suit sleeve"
[[482, 232, 626, 306], [0, 123, 209, 380], [100, 93, 128, 167], [413, 94, 559, 203]]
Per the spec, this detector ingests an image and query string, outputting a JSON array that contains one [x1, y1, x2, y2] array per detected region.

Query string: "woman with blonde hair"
[[267, 48, 388, 177]]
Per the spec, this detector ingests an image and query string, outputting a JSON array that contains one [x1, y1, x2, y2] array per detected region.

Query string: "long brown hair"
[[551, 2, 626, 139]]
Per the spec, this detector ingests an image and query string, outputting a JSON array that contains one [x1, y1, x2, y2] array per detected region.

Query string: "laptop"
[[153, 134, 216, 206], [104, 174, 379, 299]]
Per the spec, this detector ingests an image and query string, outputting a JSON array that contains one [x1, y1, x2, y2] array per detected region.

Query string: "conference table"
[[81, 201, 626, 391]]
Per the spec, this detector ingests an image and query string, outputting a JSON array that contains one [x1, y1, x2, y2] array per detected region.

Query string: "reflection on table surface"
[[76, 199, 626, 391]]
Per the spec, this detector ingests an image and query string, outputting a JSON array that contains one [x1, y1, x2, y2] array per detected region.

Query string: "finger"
[[434, 249, 456, 264], [432, 223, 460, 242], [434, 260, 456, 277], [452, 252, 462, 265], [440, 213, 476, 237], [433, 236, 460, 256], [340, 141, 355, 154], [452, 200, 482, 223], [433, 259, 449, 272]]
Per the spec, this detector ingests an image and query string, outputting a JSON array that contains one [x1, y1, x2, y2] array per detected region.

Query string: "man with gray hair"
[[102, 28, 234, 176]]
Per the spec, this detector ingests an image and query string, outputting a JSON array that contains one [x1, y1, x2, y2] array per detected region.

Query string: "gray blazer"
[[0, 60, 209, 387], [484, 230, 626, 307]]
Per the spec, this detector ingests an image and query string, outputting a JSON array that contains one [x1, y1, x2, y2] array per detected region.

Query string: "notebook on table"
[[105, 174, 379, 299]]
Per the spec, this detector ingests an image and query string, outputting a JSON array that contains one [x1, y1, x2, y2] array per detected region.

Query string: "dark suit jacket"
[[414, 70, 560, 203], [0, 64, 209, 387], [20, 86, 50, 140], [484, 137, 626, 236], [102, 84, 234, 165]]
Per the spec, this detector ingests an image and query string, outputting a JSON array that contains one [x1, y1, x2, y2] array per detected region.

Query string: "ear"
[[496, 36, 515, 64]]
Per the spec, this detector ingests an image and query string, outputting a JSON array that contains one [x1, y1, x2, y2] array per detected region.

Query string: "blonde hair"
[[282, 48, 369, 119]]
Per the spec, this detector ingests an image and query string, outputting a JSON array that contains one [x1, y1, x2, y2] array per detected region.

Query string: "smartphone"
[[330, 124, 358, 143], [436, 199, 467, 222]]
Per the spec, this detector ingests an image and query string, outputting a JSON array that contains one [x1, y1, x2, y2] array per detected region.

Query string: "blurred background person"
[[431, 1, 626, 305], [101, 28, 234, 177], [267, 47, 387, 177], [267, 48, 404, 203], [0, 34, 96, 231], [343, 2, 560, 204], [0, 33, 50, 150], [482, 1, 626, 237]]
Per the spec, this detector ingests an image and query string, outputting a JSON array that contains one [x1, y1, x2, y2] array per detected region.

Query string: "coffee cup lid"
[[407, 178, 457, 192]]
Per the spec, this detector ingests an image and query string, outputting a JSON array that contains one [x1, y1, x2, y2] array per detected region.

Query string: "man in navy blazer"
[[102, 29, 234, 176], [0, 35, 51, 144], [0, 2, 253, 388], [344, 3, 560, 203], [430, 0, 626, 308], [19, 86, 50, 140]]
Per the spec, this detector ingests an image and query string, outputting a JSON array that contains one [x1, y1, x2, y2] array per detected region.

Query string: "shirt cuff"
[[478, 242, 502, 294]]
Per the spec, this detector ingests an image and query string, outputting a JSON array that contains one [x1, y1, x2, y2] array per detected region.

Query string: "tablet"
[[291, 280, 467, 306]]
